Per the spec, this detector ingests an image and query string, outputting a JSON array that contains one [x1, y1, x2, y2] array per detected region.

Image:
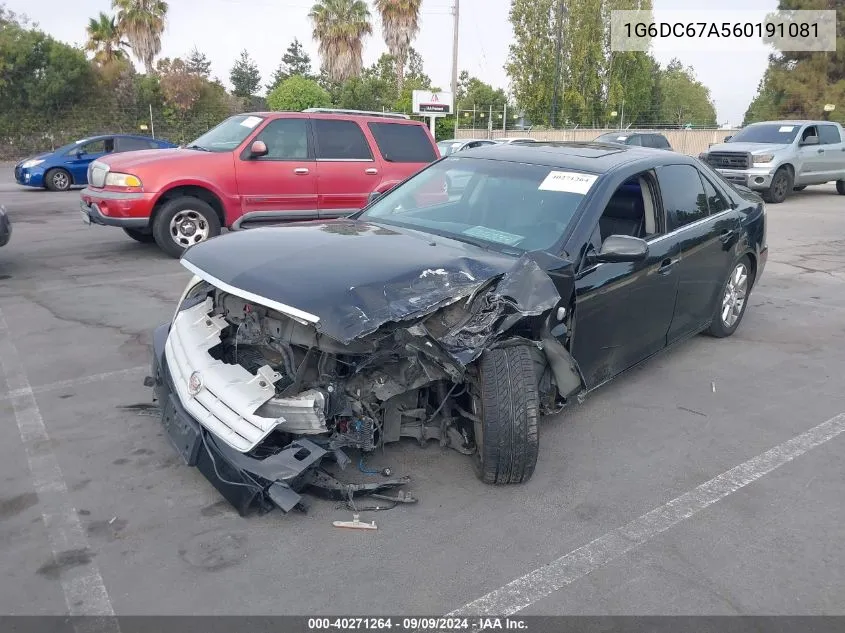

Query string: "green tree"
[[229, 49, 261, 98], [185, 47, 212, 78], [309, 0, 372, 83], [505, 0, 556, 125], [266, 38, 314, 92], [373, 0, 422, 96], [85, 12, 128, 65], [744, 1, 845, 125], [112, 0, 168, 75], [658, 59, 717, 127], [456, 71, 508, 111], [267, 75, 331, 111]]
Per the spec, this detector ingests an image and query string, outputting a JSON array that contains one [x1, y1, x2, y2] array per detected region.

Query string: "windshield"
[[187, 114, 265, 152], [359, 156, 593, 254], [728, 124, 799, 144]]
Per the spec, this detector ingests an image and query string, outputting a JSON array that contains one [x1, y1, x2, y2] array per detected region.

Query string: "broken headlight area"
[[151, 255, 579, 516]]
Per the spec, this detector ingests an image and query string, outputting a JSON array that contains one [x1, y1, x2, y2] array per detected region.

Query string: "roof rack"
[[302, 108, 410, 120]]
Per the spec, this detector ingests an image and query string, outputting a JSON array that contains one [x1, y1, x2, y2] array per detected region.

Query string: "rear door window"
[[115, 137, 156, 152], [818, 124, 841, 145], [314, 119, 373, 160], [368, 122, 437, 163], [700, 172, 730, 214], [656, 164, 709, 231]]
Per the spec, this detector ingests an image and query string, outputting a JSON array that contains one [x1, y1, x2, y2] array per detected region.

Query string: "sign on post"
[[413, 91, 454, 115], [413, 91, 453, 136]]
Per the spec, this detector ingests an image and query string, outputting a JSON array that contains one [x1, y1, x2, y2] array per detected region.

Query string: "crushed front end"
[[148, 252, 580, 517]]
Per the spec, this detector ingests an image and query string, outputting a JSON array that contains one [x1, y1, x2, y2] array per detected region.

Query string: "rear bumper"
[[80, 188, 153, 228]]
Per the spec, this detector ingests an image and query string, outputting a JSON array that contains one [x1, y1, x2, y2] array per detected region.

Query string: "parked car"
[[436, 138, 498, 156], [0, 206, 11, 248], [146, 141, 767, 515], [14, 134, 176, 192], [80, 109, 440, 257], [699, 120, 845, 203], [594, 131, 673, 150]]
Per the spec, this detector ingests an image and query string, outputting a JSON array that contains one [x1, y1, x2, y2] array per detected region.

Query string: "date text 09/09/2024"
[[307, 618, 527, 631]]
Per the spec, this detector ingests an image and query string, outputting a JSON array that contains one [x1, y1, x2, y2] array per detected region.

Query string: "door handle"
[[657, 258, 675, 275], [719, 228, 736, 244], [817, 149, 824, 154], [294, 168, 309, 175], [365, 168, 378, 175]]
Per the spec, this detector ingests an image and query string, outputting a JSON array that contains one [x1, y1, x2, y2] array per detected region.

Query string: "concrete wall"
[[455, 128, 742, 157]]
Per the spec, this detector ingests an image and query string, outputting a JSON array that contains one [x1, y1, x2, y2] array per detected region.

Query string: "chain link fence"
[[2, 103, 740, 160]]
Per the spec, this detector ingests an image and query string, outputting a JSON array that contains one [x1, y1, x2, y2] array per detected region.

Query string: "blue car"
[[14, 134, 177, 191]]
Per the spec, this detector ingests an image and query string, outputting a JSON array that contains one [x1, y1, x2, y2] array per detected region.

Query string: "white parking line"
[[0, 366, 147, 403], [447, 411, 845, 619], [0, 309, 119, 628]]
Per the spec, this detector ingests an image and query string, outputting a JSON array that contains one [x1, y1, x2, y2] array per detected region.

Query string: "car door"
[[67, 137, 115, 184], [570, 171, 681, 389], [313, 118, 380, 219], [796, 124, 824, 183], [234, 116, 318, 218], [817, 123, 845, 180], [657, 164, 741, 343]]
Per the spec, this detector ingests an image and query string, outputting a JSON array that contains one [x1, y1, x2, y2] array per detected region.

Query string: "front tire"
[[706, 256, 753, 338], [763, 167, 791, 203], [152, 197, 221, 258], [123, 227, 155, 243], [836, 180, 845, 195], [44, 168, 72, 192], [473, 346, 540, 485]]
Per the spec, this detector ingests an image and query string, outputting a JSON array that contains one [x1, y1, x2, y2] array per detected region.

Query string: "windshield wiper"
[[184, 144, 209, 151], [444, 232, 522, 256]]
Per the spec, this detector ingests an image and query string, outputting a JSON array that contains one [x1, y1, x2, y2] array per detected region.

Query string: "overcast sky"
[[7, 0, 781, 125]]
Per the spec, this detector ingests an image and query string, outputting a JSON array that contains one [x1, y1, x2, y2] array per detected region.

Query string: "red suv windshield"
[[187, 114, 266, 152]]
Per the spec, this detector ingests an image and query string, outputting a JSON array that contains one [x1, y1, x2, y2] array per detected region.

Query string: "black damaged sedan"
[[148, 141, 768, 515]]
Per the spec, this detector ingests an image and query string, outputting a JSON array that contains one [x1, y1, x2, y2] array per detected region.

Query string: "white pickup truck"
[[699, 120, 845, 203]]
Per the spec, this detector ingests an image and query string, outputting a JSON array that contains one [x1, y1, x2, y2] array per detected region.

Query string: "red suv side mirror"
[[250, 141, 268, 158]]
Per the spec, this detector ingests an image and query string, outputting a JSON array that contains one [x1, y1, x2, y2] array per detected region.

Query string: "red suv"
[[79, 109, 440, 257]]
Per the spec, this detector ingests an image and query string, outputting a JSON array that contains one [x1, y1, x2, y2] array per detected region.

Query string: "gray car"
[[437, 138, 497, 157], [0, 206, 11, 248], [700, 120, 845, 203]]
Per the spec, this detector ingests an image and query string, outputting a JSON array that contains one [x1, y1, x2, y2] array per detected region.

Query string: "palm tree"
[[112, 0, 168, 75], [309, 0, 372, 84], [85, 12, 128, 65], [374, 0, 422, 96]]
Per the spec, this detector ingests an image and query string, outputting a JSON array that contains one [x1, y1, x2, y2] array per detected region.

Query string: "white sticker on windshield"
[[616, 136, 628, 141], [539, 170, 598, 195], [463, 226, 524, 246], [240, 116, 262, 128], [779, 126, 794, 132]]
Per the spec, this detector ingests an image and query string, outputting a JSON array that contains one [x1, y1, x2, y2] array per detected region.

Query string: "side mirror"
[[723, 135, 732, 142], [249, 140, 268, 157], [800, 135, 819, 146], [367, 191, 383, 204], [76, 150, 85, 158], [594, 235, 648, 263]]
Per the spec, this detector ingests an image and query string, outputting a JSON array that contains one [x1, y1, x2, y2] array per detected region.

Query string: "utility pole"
[[550, 0, 566, 129], [451, 0, 460, 137]]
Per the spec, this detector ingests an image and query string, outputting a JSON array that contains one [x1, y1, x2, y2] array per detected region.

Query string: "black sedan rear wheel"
[[706, 256, 753, 338], [473, 346, 540, 485]]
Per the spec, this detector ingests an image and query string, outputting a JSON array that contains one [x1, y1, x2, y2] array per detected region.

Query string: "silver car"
[[436, 138, 498, 157]]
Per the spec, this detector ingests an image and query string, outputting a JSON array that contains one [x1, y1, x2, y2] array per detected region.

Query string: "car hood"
[[180, 220, 564, 346], [707, 142, 790, 154], [98, 148, 212, 171], [17, 153, 52, 166]]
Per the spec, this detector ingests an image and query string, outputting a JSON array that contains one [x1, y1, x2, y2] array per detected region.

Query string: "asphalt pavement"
[[1, 170, 844, 617]]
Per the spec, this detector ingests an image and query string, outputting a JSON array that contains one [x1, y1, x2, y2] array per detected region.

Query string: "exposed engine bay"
[[150, 254, 584, 516]]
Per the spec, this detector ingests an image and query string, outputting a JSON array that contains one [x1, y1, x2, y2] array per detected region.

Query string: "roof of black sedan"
[[454, 141, 693, 174]]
